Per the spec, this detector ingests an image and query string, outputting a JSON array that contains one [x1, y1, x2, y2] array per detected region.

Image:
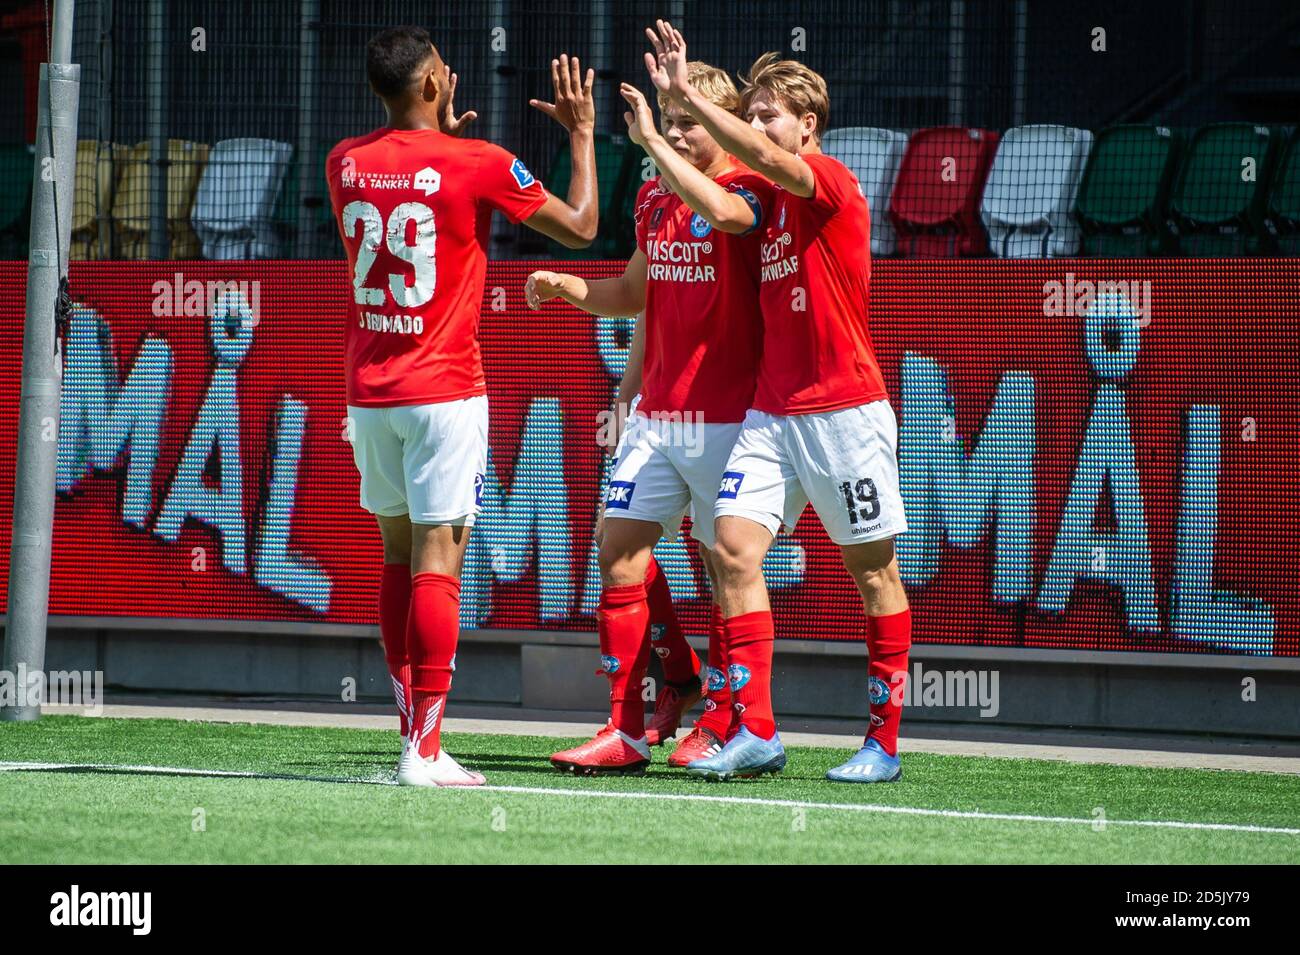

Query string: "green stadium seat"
[[1259, 126, 1300, 255], [540, 132, 629, 259], [0, 143, 34, 259], [1168, 123, 1280, 257], [1075, 125, 1182, 257]]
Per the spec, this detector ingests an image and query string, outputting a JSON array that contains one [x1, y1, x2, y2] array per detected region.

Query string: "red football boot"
[[645, 676, 703, 746], [550, 722, 652, 776], [667, 724, 725, 768]]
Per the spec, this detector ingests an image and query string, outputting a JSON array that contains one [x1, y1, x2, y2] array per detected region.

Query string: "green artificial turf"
[[0, 716, 1296, 864]]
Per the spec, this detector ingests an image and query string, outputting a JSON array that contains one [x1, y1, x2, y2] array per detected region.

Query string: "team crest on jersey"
[[600, 655, 621, 674], [413, 166, 441, 196], [689, 213, 713, 238], [606, 480, 635, 509], [510, 157, 536, 189], [717, 471, 744, 499], [868, 675, 891, 706], [707, 666, 727, 693], [728, 664, 752, 692]]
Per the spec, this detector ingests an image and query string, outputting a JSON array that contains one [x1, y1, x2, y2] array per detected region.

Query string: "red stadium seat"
[[888, 127, 999, 257]]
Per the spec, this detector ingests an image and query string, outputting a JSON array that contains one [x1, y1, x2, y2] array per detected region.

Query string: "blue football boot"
[[686, 725, 786, 781], [825, 737, 902, 783]]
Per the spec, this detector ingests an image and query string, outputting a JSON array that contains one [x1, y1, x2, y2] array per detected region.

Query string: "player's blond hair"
[[657, 61, 741, 116], [738, 52, 829, 141]]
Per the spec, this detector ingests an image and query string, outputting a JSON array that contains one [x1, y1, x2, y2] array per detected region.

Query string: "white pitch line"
[[1, 760, 1296, 836]]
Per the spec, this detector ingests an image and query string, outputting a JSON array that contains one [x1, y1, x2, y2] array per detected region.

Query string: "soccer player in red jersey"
[[645, 22, 911, 782], [327, 27, 600, 787], [524, 63, 770, 774]]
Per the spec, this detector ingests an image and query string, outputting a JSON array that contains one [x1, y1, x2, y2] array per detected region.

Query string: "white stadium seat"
[[980, 125, 1093, 257], [192, 138, 294, 259], [821, 127, 908, 256]]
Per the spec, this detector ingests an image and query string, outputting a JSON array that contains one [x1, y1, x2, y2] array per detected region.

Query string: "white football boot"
[[396, 739, 487, 787]]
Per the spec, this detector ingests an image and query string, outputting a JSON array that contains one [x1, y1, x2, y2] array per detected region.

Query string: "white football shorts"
[[713, 399, 907, 546], [347, 395, 488, 525]]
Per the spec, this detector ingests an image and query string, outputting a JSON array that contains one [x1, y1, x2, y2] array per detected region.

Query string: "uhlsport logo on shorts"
[[606, 480, 635, 509], [868, 675, 891, 706], [717, 471, 744, 499], [707, 666, 727, 693], [728, 663, 751, 692], [510, 157, 535, 189], [689, 212, 713, 238], [600, 655, 620, 674]]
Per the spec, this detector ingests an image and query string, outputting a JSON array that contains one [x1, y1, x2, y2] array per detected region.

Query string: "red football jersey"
[[634, 160, 768, 424], [753, 151, 887, 415], [327, 128, 547, 406]]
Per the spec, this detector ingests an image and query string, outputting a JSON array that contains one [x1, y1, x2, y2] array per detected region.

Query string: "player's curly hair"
[[367, 26, 437, 99], [738, 52, 830, 141], [657, 61, 741, 116]]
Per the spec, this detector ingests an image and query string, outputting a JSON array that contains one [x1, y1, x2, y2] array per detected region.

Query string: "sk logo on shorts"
[[717, 471, 744, 499], [606, 480, 635, 509]]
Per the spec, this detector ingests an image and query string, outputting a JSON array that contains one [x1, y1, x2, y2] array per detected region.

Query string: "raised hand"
[[644, 19, 690, 100], [620, 83, 660, 146], [529, 54, 596, 132], [525, 270, 567, 310], [441, 65, 478, 136]]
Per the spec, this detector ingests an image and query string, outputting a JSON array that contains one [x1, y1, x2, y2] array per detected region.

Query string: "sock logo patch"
[[727, 663, 751, 692], [600, 654, 621, 674], [869, 712, 885, 728], [606, 480, 635, 509], [649, 623, 666, 641], [868, 675, 891, 706], [706, 666, 727, 693]]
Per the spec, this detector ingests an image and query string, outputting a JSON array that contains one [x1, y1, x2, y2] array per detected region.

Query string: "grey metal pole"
[[294, 0, 320, 258], [1012, 0, 1027, 128], [147, 0, 168, 259], [2, 0, 80, 722]]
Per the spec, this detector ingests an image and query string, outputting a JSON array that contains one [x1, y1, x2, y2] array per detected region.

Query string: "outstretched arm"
[[620, 84, 758, 234], [645, 20, 815, 198], [524, 249, 648, 317], [522, 54, 600, 247]]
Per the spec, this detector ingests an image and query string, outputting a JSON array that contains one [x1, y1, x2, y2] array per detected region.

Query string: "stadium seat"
[[112, 139, 211, 259], [538, 132, 628, 258], [981, 125, 1093, 257], [821, 127, 908, 256], [1259, 125, 1300, 255], [192, 138, 294, 259], [1168, 123, 1280, 256], [0, 143, 34, 259], [71, 141, 128, 260], [889, 127, 999, 257], [1075, 125, 1182, 257]]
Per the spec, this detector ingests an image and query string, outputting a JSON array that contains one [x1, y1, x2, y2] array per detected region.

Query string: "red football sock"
[[379, 563, 413, 739], [598, 582, 652, 739], [695, 603, 732, 736], [866, 608, 912, 757], [644, 557, 699, 685], [725, 610, 776, 740], [407, 572, 462, 759]]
